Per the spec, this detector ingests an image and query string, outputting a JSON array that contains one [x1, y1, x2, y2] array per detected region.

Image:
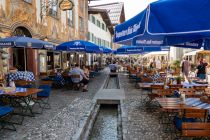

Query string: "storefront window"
[[47, 52, 54, 70], [54, 53, 61, 69], [39, 53, 46, 72]]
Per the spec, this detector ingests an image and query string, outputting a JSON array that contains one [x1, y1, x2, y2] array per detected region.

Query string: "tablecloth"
[[7, 71, 35, 82]]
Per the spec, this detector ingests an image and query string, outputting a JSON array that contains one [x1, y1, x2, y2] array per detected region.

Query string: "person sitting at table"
[[82, 65, 90, 78], [109, 61, 118, 73], [69, 64, 89, 92]]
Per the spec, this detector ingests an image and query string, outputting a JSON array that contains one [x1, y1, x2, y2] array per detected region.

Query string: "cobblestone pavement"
[[0, 69, 108, 140], [119, 73, 175, 140], [1, 70, 178, 140]]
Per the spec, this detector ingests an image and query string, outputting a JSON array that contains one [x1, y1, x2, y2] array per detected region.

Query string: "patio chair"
[[34, 85, 51, 113], [174, 108, 208, 138], [179, 88, 198, 98], [182, 123, 210, 138], [14, 80, 34, 88], [204, 88, 210, 96], [193, 85, 208, 94], [0, 106, 16, 131]]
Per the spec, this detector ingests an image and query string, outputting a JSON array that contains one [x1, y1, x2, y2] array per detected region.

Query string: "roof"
[[90, 2, 125, 25], [88, 7, 114, 34], [183, 50, 202, 56]]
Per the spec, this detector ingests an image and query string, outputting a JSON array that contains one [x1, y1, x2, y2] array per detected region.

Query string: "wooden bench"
[[182, 123, 210, 138]]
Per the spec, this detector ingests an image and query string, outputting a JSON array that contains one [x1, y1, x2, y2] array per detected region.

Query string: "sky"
[[89, 0, 157, 20]]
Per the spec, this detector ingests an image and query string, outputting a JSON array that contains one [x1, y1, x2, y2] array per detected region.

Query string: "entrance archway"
[[12, 26, 32, 71]]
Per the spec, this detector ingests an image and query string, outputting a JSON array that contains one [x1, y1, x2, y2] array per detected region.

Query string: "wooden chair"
[[204, 88, 210, 96], [168, 84, 183, 91], [39, 72, 48, 78], [141, 76, 153, 83], [174, 108, 208, 138], [155, 77, 165, 83], [14, 80, 34, 88], [182, 123, 210, 138], [156, 89, 174, 97], [193, 85, 208, 94], [147, 85, 165, 103], [179, 88, 198, 98], [181, 108, 208, 122]]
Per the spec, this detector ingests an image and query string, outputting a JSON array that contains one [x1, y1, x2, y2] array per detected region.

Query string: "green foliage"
[[171, 60, 181, 70]]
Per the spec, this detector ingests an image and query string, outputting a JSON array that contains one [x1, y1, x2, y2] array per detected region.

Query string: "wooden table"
[[1, 88, 42, 119], [138, 82, 209, 90], [156, 98, 199, 110]]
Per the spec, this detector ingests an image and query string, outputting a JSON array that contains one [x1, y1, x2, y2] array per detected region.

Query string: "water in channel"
[[105, 76, 119, 89], [89, 105, 118, 140]]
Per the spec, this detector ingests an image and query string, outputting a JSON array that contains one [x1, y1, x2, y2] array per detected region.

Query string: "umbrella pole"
[[165, 48, 171, 88], [24, 47, 27, 71], [69, 53, 71, 68]]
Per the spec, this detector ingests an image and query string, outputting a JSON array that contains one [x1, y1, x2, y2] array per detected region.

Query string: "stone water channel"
[[88, 74, 122, 140]]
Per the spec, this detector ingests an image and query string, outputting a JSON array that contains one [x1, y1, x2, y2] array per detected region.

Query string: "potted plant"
[[176, 76, 183, 84], [171, 60, 181, 73]]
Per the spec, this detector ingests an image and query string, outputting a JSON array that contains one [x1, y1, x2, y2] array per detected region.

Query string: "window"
[[102, 23, 105, 30], [91, 33, 94, 42], [24, 0, 32, 3], [79, 16, 84, 32], [97, 20, 100, 27], [88, 32, 91, 40], [99, 38, 101, 46], [48, 0, 58, 18], [92, 16, 95, 24], [67, 10, 74, 26]]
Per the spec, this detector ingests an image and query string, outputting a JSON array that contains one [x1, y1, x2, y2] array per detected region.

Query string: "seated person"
[[109, 62, 118, 73], [69, 64, 89, 92], [82, 65, 90, 78]]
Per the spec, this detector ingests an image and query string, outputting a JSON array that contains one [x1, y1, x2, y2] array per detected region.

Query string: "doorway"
[[13, 48, 26, 71]]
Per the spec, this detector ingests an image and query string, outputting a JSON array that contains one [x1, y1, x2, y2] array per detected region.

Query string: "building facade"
[[90, 2, 125, 50], [87, 7, 113, 66], [0, 0, 88, 76]]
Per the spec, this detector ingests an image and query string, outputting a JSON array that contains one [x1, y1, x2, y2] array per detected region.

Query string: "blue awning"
[[56, 40, 101, 53], [114, 0, 210, 49], [115, 46, 169, 55], [0, 36, 54, 49], [100, 46, 112, 54]]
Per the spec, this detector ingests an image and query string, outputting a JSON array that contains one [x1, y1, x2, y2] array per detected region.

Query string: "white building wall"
[[88, 14, 112, 47]]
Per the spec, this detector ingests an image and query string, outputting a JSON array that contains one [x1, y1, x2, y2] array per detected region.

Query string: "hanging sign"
[[59, 0, 74, 11]]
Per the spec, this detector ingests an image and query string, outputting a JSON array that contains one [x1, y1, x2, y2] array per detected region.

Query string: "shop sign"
[[59, 0, 74, 11]]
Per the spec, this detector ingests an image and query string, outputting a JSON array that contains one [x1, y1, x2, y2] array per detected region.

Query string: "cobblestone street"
[[0, 70, 108, 140], [119, 74, 173, 140], [1, 70, 176, 140]]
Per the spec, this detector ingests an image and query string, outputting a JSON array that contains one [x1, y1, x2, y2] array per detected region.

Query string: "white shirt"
[[69, 67, 85, 83], [156, 60, 161, 69]]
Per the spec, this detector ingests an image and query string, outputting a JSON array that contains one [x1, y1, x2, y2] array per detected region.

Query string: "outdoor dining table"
[[0, 87, 42, 120], [156, 97, 210, 114], [7, 71, 35, 82], [138, 82, 210, 90]]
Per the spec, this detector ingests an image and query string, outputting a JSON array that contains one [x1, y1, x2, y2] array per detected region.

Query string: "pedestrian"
[[181, 57, 190, 81], [196, 58, 208, 81], [155, 58, 161, 70]]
